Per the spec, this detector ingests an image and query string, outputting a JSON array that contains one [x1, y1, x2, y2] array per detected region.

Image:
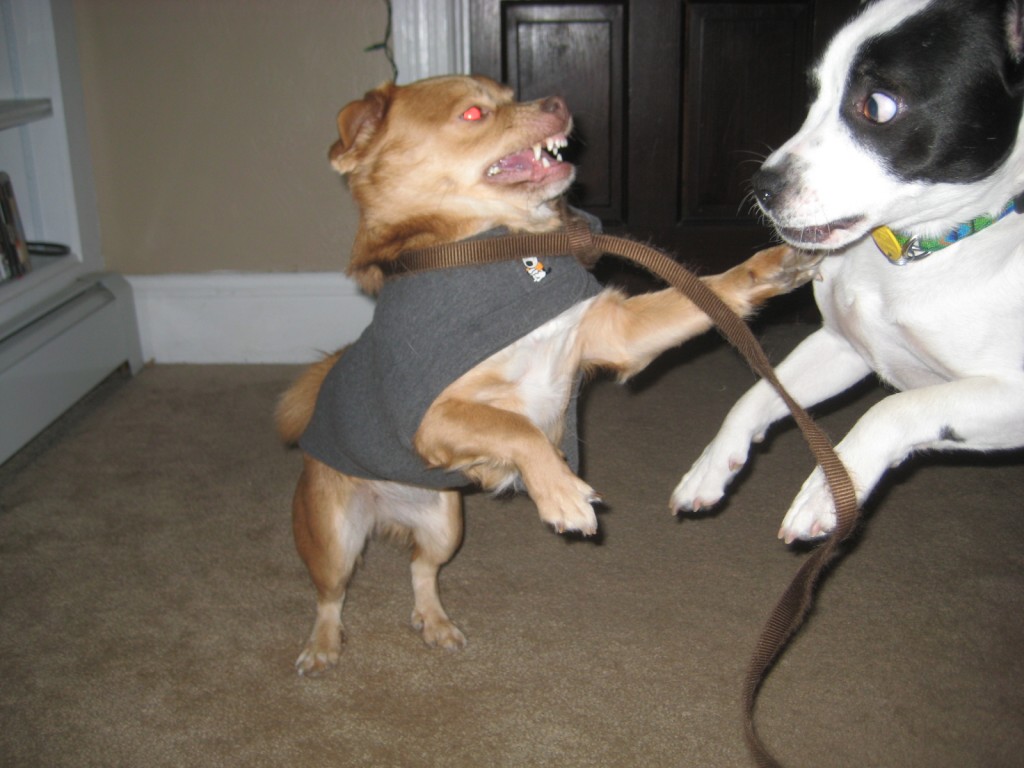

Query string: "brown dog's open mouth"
[[485, 134, 571, 185]]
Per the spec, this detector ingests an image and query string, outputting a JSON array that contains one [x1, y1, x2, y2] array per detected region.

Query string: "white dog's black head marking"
[[845, 0, 1024, 182], [753, 0, 1024, 252]]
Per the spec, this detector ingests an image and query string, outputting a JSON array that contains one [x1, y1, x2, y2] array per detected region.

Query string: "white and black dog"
[[672, 0, 1024, 542]]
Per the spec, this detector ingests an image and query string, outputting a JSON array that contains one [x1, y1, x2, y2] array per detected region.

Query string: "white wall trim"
[[391, 0, 470, 83], [127, 273, 374, 364]]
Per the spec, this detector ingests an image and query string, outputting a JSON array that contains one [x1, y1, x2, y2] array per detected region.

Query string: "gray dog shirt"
[[300, 223, 604, 489]]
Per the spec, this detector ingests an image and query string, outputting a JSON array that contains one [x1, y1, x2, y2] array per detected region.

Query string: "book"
[[0, 172, 32, 279], [0, 233, 12, 283]]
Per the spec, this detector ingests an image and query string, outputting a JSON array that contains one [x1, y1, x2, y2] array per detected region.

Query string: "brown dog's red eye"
[[461, 106, 484, 121]]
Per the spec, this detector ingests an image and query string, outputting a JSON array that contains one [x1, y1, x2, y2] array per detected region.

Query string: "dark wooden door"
[[470, 0, 860, 272]]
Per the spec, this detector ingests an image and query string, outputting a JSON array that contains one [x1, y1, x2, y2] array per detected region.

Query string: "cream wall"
[[72, 0, 394, 275]]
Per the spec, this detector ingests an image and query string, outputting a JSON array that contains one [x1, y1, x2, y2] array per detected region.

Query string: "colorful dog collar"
[[872, 191, 1024, 265]]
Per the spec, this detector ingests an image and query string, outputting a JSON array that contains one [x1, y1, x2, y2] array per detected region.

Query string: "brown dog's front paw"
[[747, 244, 824, 295], [534, 474, 601, 536]]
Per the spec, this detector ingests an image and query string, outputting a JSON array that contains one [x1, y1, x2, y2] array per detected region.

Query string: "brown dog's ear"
[[328, 84, 396, 174]]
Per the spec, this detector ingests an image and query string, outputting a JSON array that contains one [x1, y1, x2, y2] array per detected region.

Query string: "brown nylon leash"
[[386, 216, 860, 767]]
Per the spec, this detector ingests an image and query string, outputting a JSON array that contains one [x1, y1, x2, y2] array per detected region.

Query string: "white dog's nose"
[[751, 167, 785, 212]]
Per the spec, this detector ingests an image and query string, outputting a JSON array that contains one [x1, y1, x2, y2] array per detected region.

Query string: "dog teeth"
[[487, 164, 501, 177], [545, 136, 567, 162], [533, 136, 569, 164], [545, 136, 567, 153]]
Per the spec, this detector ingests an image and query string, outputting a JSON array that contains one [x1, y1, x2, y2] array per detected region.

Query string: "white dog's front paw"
[[670, 438, 750, 514], [778, 468, 837, 544]]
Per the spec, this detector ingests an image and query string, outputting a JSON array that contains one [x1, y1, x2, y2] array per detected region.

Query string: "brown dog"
[[277, 75, 818, 676]]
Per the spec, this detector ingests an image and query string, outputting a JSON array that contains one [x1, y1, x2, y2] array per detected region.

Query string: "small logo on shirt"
[[522, 257, 550, 282]]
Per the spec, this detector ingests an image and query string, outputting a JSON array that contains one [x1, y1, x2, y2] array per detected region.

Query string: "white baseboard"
[[126, 273, 375, 364]]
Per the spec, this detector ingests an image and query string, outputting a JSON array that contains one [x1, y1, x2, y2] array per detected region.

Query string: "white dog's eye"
[[862, 92, 899, 123]]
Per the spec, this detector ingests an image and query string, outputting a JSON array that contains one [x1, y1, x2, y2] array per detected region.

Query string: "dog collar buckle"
[[871, 226, 925, 266]]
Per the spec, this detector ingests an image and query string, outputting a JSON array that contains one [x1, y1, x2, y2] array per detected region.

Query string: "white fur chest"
[[813, 224, 1024, 391], [475, 298, 594, 436]]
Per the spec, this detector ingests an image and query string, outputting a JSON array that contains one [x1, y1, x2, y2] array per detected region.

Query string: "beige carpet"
[[1, 320, 1022, 768]]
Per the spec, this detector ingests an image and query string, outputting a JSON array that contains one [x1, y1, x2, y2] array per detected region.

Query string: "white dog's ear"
[[329, 83, 397, 175]]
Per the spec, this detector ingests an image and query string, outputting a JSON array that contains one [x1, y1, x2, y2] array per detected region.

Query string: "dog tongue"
[[501, 148, 538, 167], [490, 149, 560, 182]]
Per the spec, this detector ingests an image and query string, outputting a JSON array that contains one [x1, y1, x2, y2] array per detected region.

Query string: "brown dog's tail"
[[274, 350, 344, 445]]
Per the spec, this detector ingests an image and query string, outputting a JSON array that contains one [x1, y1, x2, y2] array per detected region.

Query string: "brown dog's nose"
[[540, 96, 568, 119]]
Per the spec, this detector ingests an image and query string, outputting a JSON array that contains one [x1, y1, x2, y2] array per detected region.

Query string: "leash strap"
[[387, 215, 860, 767]]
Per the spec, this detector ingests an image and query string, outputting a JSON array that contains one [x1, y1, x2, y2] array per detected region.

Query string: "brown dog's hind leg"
[[291, 456, 373, 676], [406, 490, 466, 650]]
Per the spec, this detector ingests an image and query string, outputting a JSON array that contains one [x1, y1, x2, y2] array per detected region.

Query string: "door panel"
[[682, 4, 811, 220]]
